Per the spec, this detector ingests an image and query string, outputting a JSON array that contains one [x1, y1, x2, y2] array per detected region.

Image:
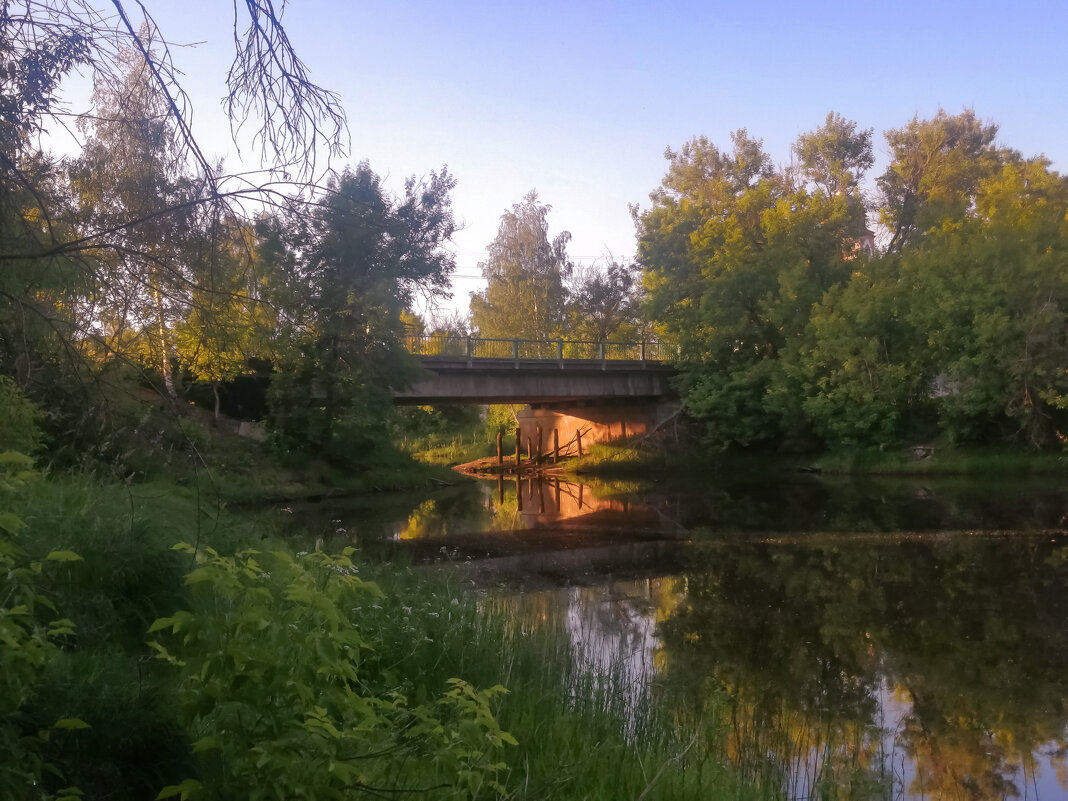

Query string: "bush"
[[0, 376, 43, 455]]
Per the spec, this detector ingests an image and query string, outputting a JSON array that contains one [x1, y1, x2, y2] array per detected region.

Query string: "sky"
[[52, 0, 1068, 318]]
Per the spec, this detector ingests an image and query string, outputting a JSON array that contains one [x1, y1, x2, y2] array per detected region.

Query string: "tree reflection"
[[657, 534, 1068, 800]]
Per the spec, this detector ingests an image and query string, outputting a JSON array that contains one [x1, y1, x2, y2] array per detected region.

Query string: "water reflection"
[[295, 473, 1068, 799], [659, 533, 1068, 799]]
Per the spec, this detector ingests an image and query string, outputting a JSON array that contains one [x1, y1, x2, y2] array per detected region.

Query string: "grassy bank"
[[564, 439, 1068, 478], [2, 466, 762, 800]]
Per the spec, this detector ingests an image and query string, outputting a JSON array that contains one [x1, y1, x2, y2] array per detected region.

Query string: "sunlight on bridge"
[[404, 334, 676, 363]]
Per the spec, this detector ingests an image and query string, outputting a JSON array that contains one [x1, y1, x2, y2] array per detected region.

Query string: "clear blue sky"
[[76, 0, 1068, 316]]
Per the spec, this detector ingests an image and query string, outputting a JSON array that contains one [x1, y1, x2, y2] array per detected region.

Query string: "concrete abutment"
[[515, 400, 681, 457]]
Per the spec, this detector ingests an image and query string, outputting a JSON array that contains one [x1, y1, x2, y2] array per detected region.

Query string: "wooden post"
[[555, 478, 561, 509], [526, 436, 532, 461], [496, 431, 503, 464], [497, 476, 504, 504], [535, 425, 542, 462], [516, 478, 523, 511], [553, 428, 559, 463], [515, 431, 520, 466], [578, 483, 584, 509], [621, 421, 627, 439], [576, 429, 583, 456]]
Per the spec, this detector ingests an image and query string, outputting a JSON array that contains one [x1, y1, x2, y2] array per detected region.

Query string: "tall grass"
[[6, 468, 767, 800], [363, 567, 769, 801]]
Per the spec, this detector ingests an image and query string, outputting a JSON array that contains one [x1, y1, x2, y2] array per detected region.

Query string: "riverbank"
[[558, 440, 1068, 478], [2, 459, 769, 801]]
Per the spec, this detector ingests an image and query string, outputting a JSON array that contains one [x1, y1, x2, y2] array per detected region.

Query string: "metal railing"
[[404, 334, 677, 362]]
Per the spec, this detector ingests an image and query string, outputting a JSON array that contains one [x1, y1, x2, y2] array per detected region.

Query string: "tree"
[[565, 261, 643, 343], [470, 191, 571, 340], [264, 163, 457, 464], [0, 3, 349, 416], [636, 125, 867, 449], [877, 109, 1003, 253], [901, 156, 1068, 446], [792, 111, 874, 197], [69, 21, 196, 399]]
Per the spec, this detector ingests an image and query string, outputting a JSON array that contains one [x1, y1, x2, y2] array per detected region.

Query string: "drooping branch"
[[225, 0, 348, 181]]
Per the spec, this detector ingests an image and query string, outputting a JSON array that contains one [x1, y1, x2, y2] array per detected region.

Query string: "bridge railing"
[[404, 334, 676, 362]]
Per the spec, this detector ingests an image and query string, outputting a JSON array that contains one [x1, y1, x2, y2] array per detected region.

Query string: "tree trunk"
[[154, 287, 177, 401]]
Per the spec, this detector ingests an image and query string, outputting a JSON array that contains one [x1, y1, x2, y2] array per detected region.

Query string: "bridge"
[[395, 335, 677, 405], [397, 335, 680, 451]]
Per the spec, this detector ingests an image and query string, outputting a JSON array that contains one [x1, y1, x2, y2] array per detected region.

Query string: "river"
[[293, 470, 1068, 800]]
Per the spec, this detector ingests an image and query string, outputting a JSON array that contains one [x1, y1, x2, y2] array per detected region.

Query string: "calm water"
[[294, 472, 1068, 800]]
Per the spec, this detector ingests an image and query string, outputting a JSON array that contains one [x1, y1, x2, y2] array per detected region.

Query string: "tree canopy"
[[636, 109, 1068, 451]]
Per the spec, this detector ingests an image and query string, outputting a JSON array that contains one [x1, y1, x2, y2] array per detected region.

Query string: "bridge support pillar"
[[516, 400, 680, 457]]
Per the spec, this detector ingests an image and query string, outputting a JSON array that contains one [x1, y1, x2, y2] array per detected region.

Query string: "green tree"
[[68, 21, 197, 399], [792, 111, 874, 198], [903, 156, 1068, 446], [173, 214, 274, 422], [264, 163, 457, 464], [470, 191, 572, 340], [877, 108, 1004, 253], [637, 124, 869, 449], [565, 262, 644, 343]]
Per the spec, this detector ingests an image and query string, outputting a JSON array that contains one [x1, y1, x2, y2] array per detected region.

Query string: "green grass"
[[4, 466, 764, 801], [403, 430, 496, 467], [362, 567, 769, 801], [810, 446, 1068, 475], [567, 438, 1068, 479]]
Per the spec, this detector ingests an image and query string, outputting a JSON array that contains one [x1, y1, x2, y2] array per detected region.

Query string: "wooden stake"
[[577, 429, 583, 456], [515, 431, 520, 466], [553, 428, 559, 463], [496, 431, 503, 464]]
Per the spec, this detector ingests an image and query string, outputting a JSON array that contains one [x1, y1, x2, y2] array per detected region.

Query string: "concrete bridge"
[[396, 335, 680, 449]]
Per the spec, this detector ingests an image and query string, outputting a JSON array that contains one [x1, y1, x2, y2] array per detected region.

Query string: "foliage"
[[0, 454, 85, 800], [638, 122, 870, 450], [877, 108, 1004, 253], [150, 544, 514, 800], [0, 376, 43, 454], [565, 261, 645, 342], [638, 109, 1068, 453], [470, 191, 572, 340], [262, 163, 457, 466]]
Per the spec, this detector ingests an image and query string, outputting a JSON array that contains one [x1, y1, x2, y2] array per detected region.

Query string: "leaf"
[[46, 550, 83, 563], [192, 736, 220, 753], [0, 451, 33, 466], [54, 718, 91, 730], [184, 567, 215, 585], [0, 511, 24, 534], [48, 618, 76, 637], [156, 778, 202, 800]]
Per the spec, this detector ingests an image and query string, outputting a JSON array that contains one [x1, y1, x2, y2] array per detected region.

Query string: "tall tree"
[[566, 262, 643, 343], [877, 109, 1003, 253], [69, 21, 194, 398], [792, 111, 874, 197], [264, 163, 457, 464], [470, 192, 571, 340], [637, 126, 866, 448]]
